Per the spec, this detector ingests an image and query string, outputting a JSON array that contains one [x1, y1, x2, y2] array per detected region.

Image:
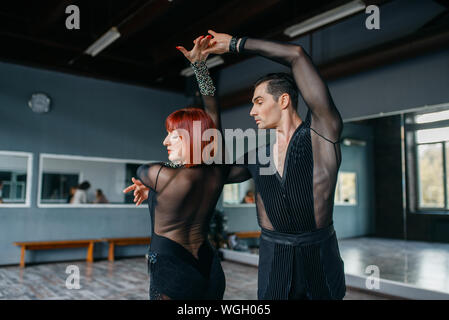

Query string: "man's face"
[[250, 82, 281, 129]]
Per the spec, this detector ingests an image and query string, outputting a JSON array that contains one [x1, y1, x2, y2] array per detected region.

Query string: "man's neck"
[[275, 110, 302, 146]]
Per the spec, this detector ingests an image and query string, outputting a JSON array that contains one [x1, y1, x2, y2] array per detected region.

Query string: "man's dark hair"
[[254, 73, 298, 109]]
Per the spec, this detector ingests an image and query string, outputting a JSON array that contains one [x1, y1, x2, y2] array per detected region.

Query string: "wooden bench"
[[234, 231, 261, 239], [102, 237, 151, 262], [14, 239, 101, 268]]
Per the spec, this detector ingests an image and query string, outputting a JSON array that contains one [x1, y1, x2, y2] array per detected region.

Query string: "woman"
[[72, 181, 90, 204], [94, 189, 108, 204], [123, 36, 238, 300]]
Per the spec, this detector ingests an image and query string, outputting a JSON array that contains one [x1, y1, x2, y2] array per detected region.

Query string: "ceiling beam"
[[0, 30, 185, 92], [117, 0, 178, 38], [149, 0, 284, 67], [435, 0, 449, 8], [157, 0, 391, 86]]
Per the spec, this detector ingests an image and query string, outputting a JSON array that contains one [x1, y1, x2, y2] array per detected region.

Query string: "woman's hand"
[[123, 177, 149, 206], [176, 35, 214, 63], [202, 30, 233, 55]]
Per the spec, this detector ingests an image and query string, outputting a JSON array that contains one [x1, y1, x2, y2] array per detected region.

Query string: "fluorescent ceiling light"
[[84, 27, 121, 57], [180, 56, 225, 77], [284, 0, 366, 38]]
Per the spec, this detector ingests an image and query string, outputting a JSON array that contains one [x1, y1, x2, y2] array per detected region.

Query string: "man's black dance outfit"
[[227, 38, 346, 300]]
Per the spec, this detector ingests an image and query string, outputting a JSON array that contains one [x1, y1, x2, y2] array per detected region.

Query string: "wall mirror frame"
[[0, 150, 33, 208], [37, 153, 154, 209]]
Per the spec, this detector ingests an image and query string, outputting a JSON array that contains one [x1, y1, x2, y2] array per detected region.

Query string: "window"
[[38, 154, 152, 208], [334, 172, 357, 205], [417, 144, 444, 208], [0, 151, 33, 207], [408, 109, 449, 212]]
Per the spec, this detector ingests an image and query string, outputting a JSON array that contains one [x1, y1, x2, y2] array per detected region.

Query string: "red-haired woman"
[[123, 36, 245, 300]]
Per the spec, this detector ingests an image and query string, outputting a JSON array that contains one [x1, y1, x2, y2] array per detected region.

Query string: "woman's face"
[[163, 130, 186, 164]]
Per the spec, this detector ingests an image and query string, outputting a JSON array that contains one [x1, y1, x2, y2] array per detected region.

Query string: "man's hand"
[[202, 30, 232, 55], [176, 35, 214, 63], [123, 177, 149, 206]]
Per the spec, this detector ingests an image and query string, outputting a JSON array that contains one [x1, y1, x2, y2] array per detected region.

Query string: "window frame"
[[407, 115, 449, 214]]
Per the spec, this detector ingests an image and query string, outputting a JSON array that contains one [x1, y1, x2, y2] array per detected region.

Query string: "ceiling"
[[0, 0, 391, 94]]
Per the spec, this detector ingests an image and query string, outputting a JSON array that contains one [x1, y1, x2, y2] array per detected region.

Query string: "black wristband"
[[238, 37, 248, 53], [229, 36, 238, 53]]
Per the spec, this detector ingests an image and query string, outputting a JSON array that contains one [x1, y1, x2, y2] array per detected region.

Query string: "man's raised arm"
[[204, 31, 343, 142]]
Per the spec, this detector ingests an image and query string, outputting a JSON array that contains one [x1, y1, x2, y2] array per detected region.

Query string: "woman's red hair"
[[165, 108, 217, 167]]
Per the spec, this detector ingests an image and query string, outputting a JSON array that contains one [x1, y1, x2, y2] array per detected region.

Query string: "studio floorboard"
[[0, 258, 388, 300]]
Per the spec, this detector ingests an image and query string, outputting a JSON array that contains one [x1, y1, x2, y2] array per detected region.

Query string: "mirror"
[[38, 154, 151, 207]]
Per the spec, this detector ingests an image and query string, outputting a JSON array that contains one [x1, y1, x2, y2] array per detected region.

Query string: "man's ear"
[[279, 93, 290, 110]]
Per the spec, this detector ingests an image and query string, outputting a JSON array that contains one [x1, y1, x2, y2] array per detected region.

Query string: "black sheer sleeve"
[[226, 165, 252, 183], [241, 38, 343, 142], [137, 162, 173, 192]]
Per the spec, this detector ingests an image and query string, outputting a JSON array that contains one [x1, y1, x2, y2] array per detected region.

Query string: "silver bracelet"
[[191, 61, 216, 96]]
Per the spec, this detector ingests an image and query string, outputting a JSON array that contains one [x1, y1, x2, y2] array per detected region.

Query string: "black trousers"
[[258, 224, 346, 300], [146, 233, 225, 300]]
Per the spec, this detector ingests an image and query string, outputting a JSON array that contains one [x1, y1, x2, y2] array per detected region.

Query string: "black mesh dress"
[[137, 162, 230, 300], [224, 38, 346, 300]]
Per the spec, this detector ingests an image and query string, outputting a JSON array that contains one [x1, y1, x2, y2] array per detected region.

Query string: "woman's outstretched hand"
[[176, 34, 214, 63], [123, 177, 149, 206], [202, 30, 232, 55]]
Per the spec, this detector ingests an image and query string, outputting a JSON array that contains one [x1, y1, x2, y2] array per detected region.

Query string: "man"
[[201, 30, 346, 300]]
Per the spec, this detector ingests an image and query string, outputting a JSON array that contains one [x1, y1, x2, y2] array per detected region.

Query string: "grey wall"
[[0, 61, 187, 266], [334, 123, 376, 238], [221, 46, 449, 127]]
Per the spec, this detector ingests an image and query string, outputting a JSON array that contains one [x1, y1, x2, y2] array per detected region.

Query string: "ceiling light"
[[84, 27, 121, 57], [180, 56, 225, 77], [284, 0, 366, 38]]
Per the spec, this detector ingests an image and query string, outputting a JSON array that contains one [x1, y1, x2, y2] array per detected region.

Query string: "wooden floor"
[[0, 257, 389, 300]]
